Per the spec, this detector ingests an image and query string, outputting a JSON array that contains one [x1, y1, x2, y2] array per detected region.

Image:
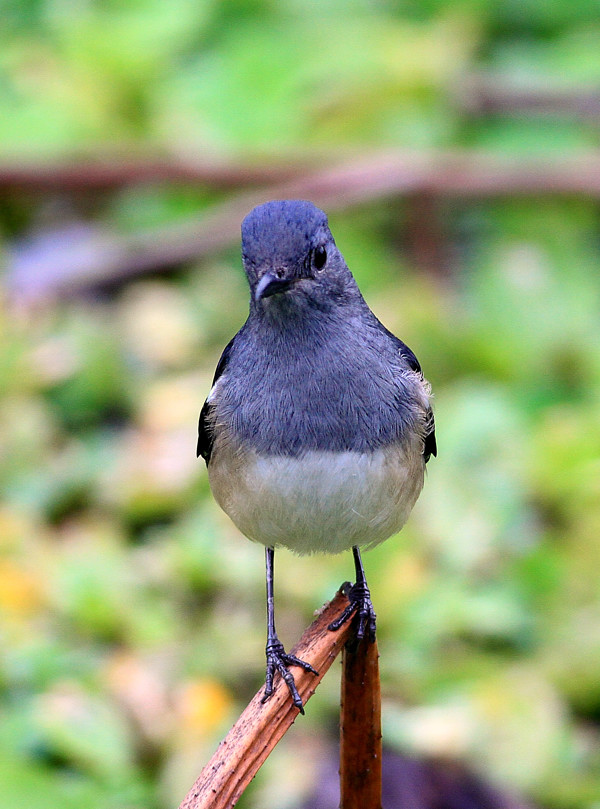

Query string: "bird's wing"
[[397, 341, 437, 462], [422, 408, 437, 463], [381, 326, 437, 464], [197, 335, 236, 463]]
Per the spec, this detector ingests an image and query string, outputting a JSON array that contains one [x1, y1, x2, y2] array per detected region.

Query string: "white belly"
[[208, 441, 425, 555]]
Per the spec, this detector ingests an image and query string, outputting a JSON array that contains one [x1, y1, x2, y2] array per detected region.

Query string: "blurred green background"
[[1, 1, 600, 807]]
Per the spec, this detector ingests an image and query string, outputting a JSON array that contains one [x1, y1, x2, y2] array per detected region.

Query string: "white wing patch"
[[206, 376, 223, 403]]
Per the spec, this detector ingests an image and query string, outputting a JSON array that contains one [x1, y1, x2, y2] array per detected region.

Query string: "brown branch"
[[404, 192, 452, 280], [0, 153, 309, 191], [11, 149, 600, 303], [459, 74, 600, 119], [340, 638, 382, 809], [5, 149, 600, 196], [178, 590, 354, 809]]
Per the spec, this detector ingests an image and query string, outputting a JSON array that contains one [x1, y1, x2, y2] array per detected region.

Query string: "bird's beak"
[[254, 271, 294, 302]]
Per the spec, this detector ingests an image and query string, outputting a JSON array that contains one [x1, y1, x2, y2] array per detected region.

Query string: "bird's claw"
[[262, 639, 318, 714], [328, 580, 377, 643]]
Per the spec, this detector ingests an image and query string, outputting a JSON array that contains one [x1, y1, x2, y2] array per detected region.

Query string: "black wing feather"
[[381, 326, 437, 464], [423, 408, 437, 463], [197, 335, 236, 463]]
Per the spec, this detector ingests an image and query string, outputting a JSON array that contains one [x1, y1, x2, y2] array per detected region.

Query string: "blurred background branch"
[[7, 149, 600, 303]]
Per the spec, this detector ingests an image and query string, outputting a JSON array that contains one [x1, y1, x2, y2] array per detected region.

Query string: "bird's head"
[[241, 200, 357, 314]]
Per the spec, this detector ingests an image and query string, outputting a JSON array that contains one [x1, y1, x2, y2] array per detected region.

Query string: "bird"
[[197, 200, 436, 712]]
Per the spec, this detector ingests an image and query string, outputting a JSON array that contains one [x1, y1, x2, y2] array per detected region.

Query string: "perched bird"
[[198, 200, 436, 712]]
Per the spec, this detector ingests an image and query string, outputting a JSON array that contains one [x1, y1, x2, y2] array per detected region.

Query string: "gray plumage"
[[198, 199, 435, 556], [197, 199, 436, 711]]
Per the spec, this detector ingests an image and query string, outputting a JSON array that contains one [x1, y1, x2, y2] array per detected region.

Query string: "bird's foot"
[[328, 580, 377, 643], [262, 638, 318, 714]]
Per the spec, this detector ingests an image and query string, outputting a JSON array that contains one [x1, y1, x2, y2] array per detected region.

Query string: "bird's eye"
[[313, 245, 327, 271]]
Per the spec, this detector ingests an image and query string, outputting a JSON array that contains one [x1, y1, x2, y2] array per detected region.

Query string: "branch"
[[340, 639, 382, 809], [12, 149, 600, 303], [178, 590, 354, 809], [0, 153, 308, 191], [5, 149, 600, 195], [460, 74, 600, 119]]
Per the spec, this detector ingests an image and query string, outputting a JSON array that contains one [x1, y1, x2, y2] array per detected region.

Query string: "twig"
[[340, 638, 382, 809], [178, 590, 354, 809]]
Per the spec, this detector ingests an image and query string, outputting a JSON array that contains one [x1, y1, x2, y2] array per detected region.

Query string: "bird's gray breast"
[[213, 319, 426, 457], [205, 317, 430, 554]]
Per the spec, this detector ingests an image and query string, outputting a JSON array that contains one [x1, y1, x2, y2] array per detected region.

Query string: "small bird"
[[198, 200, 436, 712]]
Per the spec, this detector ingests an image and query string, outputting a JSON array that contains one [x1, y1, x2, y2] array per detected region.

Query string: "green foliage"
[[1, 1, 600, 808]]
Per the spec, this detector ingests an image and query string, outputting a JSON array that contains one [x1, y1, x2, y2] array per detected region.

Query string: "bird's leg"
[[328, 545, 377, 642], [262, 546, 318, 714]]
